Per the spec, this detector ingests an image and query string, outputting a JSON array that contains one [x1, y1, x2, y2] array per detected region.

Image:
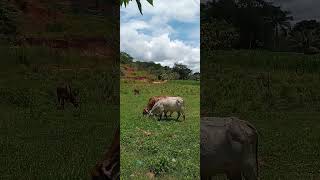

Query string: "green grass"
[[202, 50, 320, 179], [0, 46, 119, 179], [120, 80, 200, 179]]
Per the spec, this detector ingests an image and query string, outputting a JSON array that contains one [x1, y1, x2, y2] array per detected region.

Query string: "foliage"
[[120, 51, 134, 64], [189, 72, 200, 81], [201, 0, 293, 50], [120, 0, 153, 14], [289, 20, 320, 53], [0, 46, 118, 178], [121, 52, 195, 81], [172, 63, 192, 80], [201, 19, 239, 50]]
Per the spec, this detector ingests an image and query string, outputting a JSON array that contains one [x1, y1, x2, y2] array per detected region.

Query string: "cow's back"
[[159, 97, 184, 111], [200, 117, 258, 177], [147, 96, 167, 110], [201, 118, 240, 175]]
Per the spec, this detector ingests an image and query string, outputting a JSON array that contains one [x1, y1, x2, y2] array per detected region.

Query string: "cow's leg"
[[176, 112, 181, 120], [227, 171, 242, 180], [181, 107, 185, 121], [164, 111, 168, 119], [158, 112, 163, 121]]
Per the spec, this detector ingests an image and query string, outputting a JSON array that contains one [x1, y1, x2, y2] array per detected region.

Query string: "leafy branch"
[[120, 0, 153, 15]]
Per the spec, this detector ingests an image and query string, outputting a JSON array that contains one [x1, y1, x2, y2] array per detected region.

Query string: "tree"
[[264, 5, 292, 49], [289, 20, 320, 54], [201, 19, 239, 51], [190, 72, 200, 81], [120, 0, 153, 14], [120, 52, 134, 64], [172, 63, 192, 80], [201, 0, 292, 49]]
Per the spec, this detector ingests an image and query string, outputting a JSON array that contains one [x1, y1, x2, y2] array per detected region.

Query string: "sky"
[[201, 0, 320, 23], [267, 0, 320, 23], [120, 0, 200, 73]]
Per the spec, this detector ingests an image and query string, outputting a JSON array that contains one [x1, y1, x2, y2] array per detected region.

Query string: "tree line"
[[201, 0, 320, 54], [121, 52, 200, 81]]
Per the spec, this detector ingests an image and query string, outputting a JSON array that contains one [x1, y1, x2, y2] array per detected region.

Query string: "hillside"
[[3, 0, 118, 57], [120, 52, 200, 82]]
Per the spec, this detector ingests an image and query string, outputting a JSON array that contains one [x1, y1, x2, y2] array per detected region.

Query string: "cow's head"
[[143, 108, 149, 116], [70, 89, 80, 108]]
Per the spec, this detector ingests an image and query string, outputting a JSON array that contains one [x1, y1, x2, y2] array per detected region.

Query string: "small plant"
[[149, 156, 173, 176]]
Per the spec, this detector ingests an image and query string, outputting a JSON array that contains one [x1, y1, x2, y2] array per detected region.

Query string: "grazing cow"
[[133, 89, 140, 95], [201, 117, 258, 180], [148, 96, 185, 121], [91, 127, 120, 180], [56, 83, 80, 109], [143, 96, 168, 115]]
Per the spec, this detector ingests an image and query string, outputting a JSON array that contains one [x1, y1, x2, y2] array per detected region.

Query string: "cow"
[[142, 96, 168, 115], [56, 83, 80, 109], [148, 96, 185, 121], [133, 89, 140, 95], [91, 127, 120, 180], [201, 117, 259, 180]]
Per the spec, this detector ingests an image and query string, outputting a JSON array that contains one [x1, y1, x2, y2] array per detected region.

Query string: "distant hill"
[[120, 52, 200, 81]]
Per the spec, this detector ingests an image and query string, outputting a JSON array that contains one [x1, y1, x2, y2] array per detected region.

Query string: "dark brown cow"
[[56, 83, 79, 109], [91, 127, 120, 180]]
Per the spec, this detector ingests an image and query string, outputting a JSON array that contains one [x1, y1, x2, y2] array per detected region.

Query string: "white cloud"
[[120, 0, 200, 72]]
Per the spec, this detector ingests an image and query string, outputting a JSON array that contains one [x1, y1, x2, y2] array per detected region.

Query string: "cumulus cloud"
[[120, 0, 200, 72]]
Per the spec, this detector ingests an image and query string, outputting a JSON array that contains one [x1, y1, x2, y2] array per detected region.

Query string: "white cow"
[[148, 96, 185, 121], [201, 117, 259, 180]]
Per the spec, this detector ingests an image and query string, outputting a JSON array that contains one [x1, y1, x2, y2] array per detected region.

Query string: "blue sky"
[[120, 0, 200, 72]]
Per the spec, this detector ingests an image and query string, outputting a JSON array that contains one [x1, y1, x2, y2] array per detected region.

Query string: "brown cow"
[[143, 96, 175, 118], [56, 83, 80, 109], [91, 127, 120, 180]]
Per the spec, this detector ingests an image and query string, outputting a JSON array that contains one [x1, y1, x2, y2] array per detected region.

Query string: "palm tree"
[[289, 20, 320, 54], [120, 0, 153, 14], [264, 6, 293, 50]]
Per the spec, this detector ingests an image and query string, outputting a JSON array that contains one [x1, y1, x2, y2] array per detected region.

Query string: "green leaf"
[[135, 0, 143, 15], [146, 0, 153, 6]]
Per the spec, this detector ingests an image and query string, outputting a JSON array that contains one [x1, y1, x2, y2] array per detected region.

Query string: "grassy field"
[[202, 50, 320, 179], [0, 46, 118, 179], [120, 80, 200, 179]]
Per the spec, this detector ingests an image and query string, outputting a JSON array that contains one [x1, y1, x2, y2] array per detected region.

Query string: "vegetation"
[[121, 52, 199, 81], [1, 1, 118, 179], [201, 0, 320, 53], [121, 80, 200, 179], [202, 50, 320, 179], [120, 0, 153, 14], [0, 46, 118, 179]]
